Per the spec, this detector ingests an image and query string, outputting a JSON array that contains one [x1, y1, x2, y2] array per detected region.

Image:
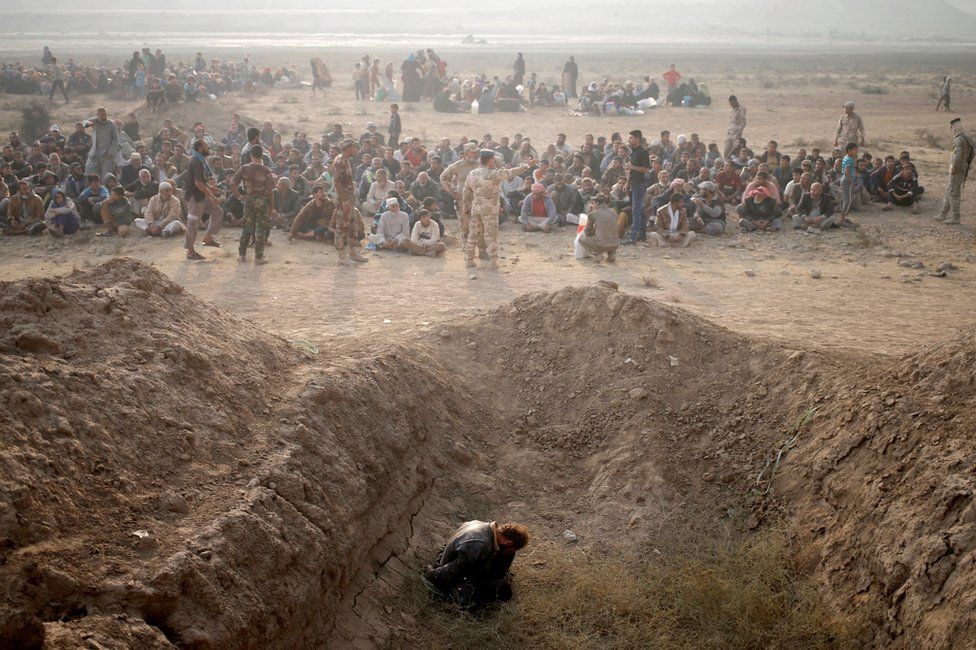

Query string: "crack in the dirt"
[[349, 478, 436, 615]]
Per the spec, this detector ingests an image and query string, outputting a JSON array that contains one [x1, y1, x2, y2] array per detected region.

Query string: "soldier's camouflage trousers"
[[940, 173, 965, 222], [458, 203, 485, 251], [466, 204, 498, 262], [240, 196, 271, 258], [334, 201, 360, 252]]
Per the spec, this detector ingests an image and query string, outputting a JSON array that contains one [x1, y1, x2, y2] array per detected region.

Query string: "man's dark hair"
[[885, 155, 896, 162], [593, 193, 608, 205], [417, 209, 429, 218], [729, 95, 738, 103], [111, 186, 125, 197], [192, 138, 208, 153], [846, 142, 858, 153], [87, 174, 100, 183], [479, 150, 495, 164], [250, 144, 264, 160], [629, 129, 642, 139]]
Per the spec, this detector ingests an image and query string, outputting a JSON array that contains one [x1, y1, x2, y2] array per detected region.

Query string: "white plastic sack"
[[574, 214, 591, 260]]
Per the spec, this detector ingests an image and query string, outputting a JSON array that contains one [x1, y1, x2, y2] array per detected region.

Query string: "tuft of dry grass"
[[641, 273, 660, 289], [914, 128, 942, 150], [408, 529, 860, 649], [852, 228, 882, 249], [860, 85, 888, 95]]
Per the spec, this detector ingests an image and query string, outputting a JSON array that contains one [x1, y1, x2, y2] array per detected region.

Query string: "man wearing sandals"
[[184, 138, 224, 260]]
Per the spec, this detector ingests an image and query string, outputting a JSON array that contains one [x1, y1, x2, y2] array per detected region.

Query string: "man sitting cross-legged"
[[133, 181, 186, 237], [736, 186, 782, 232], [793, 182, 838, 230], [376, 197, 412, 251], [519, 183, 558, 232], [649, 193, 696, 247], [289, 184, 335, 242], [408, 209, 447, 257], [886, 165, 921, 214]]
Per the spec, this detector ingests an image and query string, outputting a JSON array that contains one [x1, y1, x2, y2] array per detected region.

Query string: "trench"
[[6, 270, 974, 648]]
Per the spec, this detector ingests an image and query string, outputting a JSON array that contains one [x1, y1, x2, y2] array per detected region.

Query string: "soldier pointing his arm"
[[463, 150, 531, 270]]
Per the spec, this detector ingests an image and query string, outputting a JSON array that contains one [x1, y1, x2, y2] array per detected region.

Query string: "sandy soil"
[[2, 51, 976, 356], [3, 48, 976, 649]]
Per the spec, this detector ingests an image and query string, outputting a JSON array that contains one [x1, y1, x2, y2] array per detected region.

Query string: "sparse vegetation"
[[860, 85, 888, 95], [410, 530, 860, 649], [641, 273, 660, 289], [852, 228, 883, 249], [914, 128, 942, 149]]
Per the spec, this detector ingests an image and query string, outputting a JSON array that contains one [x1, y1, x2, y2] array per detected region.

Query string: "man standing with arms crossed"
[[440, 142, 480, 250], [463, 150, 530, 270], [935, 117, 975, 225], [333, 138, 369, 266], [624, 129, 650, 245], [231, 145, 275, 265], [724, 95, 746, 160], [185, 138, 223, 261]]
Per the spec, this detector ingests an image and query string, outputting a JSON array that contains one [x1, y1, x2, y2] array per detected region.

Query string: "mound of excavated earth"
[[1, 259, 973, 648]]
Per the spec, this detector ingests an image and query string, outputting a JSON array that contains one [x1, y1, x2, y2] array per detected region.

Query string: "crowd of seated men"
[[0, 104, 922, 258]]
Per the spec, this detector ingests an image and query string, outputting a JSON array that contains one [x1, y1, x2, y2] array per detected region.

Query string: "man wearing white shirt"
[[409, 209, 446, 257]]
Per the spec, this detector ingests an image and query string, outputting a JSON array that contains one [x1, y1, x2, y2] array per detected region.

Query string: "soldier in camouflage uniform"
[[230, 145, 275, 264], [723, 95, 746, 160], [462, 150, 530, 270], [333, 138, 368, 265], [834, 101, 865, 149], [936, 118, 975, 225], [440, 142, 480, 251]]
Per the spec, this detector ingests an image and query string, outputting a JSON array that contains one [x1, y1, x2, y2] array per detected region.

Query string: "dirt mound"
[[780, 327, 976, 647], [2, 262, 974, 648], [0, 258, 497, 648]]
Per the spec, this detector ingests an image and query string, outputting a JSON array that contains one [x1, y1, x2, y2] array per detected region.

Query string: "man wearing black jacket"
[[423, 520, 530, 608]]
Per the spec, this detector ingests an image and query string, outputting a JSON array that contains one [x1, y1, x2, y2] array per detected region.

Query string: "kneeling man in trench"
[[422, 520, 530, 608]]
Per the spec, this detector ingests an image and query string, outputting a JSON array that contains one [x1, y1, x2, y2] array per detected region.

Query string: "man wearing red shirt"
[[663, 64, 681, 90], [714, 160, 744, 204], [405, 138, 428, 168]]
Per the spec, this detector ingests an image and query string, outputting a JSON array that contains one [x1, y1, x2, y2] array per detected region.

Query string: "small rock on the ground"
[[744, 269, 756, 277], [810, 269, 822, 279], [629, 387, 648, 400], [937, 261, 958, 273], [438, 329, 451, 339], [158, 491, 189, 514], [562, 529, 579, 543]]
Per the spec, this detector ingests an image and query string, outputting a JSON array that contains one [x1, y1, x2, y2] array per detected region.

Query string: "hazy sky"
[[1, 0, 975, 41], [948, 0, 976, 11]]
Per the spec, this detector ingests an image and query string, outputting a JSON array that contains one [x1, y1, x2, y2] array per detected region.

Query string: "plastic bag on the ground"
[[574, 214, 591, 260]]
